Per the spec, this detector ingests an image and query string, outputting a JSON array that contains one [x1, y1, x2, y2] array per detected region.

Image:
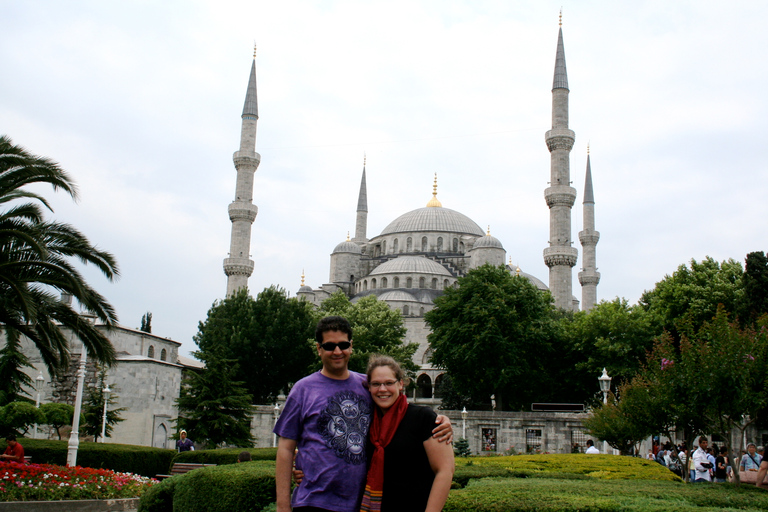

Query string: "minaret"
[[353, 156, 368, 245], [543, 13, 578, 311], [224, 47, 260, 297], [578, 147, 600, 311]]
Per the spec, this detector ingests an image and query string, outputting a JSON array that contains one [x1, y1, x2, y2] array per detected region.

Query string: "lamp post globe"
[[100, 385, 111, 443]]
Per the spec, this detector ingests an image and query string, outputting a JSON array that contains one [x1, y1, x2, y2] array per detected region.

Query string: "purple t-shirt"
[[274, 371, 372, 512]]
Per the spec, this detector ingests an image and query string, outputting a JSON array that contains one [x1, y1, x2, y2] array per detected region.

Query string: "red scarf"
[[360, 393, 409, 512]]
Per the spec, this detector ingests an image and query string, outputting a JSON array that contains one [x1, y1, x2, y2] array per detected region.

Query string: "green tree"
[[0, 401, 45, 437], [194, 287, 317, 403], [742, 251, 768, 323], [0, 135, 120, 375], [582, 387, 650, 456], [0, 330, 34, 405], [453, 437, 471, 457], [40, 402, 81, 440], [640, 256, 744, 338], [82, 366, 125, 441], [175, 351, 255, 448], [318, 291, 417, 375], [139, 312, 153, 333], [426, 264, 558, 411]]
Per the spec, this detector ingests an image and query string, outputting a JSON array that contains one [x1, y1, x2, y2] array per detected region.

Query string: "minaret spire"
[[579, 149, 600, 311], [543, 21, 578, 311], [224, 49, 261, 296], [353, 155, 368, 245]]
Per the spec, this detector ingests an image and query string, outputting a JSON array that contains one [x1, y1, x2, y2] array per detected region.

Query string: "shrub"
[[172, 461, 275, 512], [171, 446, 277, 469], [138, 475, 180, 512], [2, 438, 175, 477]]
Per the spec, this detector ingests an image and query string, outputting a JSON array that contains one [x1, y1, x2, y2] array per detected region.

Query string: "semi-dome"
[[472, 234, 504, 249], [369, 256, 452, 276], [380, 207, 484, 237], [509, 266, 549, 291], [298, 285, 313, 293], [332, 240, 362, 254], [378, 290, 419, 302]]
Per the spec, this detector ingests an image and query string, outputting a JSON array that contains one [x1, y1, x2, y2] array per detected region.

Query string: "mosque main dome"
[[379, 207, 484, 237]]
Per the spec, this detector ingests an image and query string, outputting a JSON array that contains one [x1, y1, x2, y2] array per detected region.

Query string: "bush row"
[[1, 438, 175, 478], [139, 461, 276, 512], [170, 447, 277, 468]]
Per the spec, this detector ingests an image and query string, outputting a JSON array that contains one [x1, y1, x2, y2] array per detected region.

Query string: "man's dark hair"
[[586, 439, 594, 447], [698, 436, 708, 444], [315, 316, 353, 343], [5, 435, 16, 442], [238, 451, 252, 462]]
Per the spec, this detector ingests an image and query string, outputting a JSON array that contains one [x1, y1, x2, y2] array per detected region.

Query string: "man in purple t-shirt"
[[275, 316, 451, 512]]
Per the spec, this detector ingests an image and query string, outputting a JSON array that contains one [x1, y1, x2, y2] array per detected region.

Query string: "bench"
[[155, 462, 216, 480], [23, 456, 32, 464]]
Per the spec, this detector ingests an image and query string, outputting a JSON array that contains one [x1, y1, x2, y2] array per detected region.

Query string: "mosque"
[[223, 22, 601, 403]]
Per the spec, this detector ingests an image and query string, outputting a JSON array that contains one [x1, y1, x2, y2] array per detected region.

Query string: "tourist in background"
[[176, 430, 194, 452], [740, 443, 761, 473]]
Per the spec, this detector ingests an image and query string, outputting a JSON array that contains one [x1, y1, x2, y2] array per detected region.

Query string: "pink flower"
[[661, 358, 674, 370]]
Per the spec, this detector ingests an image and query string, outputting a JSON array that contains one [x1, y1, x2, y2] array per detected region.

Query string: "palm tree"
[[0, 135, 120, 376]]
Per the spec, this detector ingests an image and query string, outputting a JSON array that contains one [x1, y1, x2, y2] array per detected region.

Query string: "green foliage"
[[82, 366, 125, 441], [194, 287, 317, 403], [582, 391, 653, 456], [640, 256, 744, 338], [40, 402, 83, 439], [0, 135, 120, 375], [175, 352, 255, 449], [564, 298, 661, 392], [140, 311, 153, 333], [0, 438, 176, 477], [318, 291, 417, 374], [138, 462, 277, 512], [0, 328, 34, 405], [743, 251, 768, 323], [0, 401, 45, 437], [426, 265, 559, 410], [171, 447, 277, 467], [454, 437, 471, 457]]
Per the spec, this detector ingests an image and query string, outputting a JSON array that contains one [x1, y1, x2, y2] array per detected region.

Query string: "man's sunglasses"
[[320, 341, 351, 351]]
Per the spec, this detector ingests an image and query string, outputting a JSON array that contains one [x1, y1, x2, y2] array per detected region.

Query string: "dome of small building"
[[380, 207, 484, 237], [369, 256, 452, 276], [378, 290, 419, 302], [508, 266, 549, 291], [472, 234, 504, 249], [298, 285, 313, 293], [333, 240, 362, 254]]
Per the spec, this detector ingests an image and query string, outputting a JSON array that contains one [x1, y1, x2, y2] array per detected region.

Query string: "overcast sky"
[[3, 1, 767, 358]]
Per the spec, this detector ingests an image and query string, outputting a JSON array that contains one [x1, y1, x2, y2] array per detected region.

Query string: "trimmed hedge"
[[138, 461, 276, 512], [444, 476, 768, 511], [170, 447, 277, 468], [1, 438, 175, 478]]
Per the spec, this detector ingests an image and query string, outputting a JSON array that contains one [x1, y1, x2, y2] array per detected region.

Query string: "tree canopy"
[[0, 135, 119, 375], [318, 291, 416, 375], [425, 264, 560, 410], [194, 286, 317, 404]]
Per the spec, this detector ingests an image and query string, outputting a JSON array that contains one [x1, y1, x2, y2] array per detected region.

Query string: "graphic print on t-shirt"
[[318, 390, 371, 465]]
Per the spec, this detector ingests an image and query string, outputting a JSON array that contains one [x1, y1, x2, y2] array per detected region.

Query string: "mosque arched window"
[[407, 237, 413, 252], [148, 345, 155, 358], [403, 305, 409, 316], [431, 278, 437, 289], [381, 277, 388, 288], [160, 348, 167, 361], [382, 241, 386, 255], [363, 280, 368, 291], [443, 279, 449, 289], [419, 277, 425, 289], [422, 347, 434, 365], [416, 374, 432, 399], [419, 307, 425, 316], [406, 277, 413, 288], [371, 278, 377, 289], [453, 238, 458, 252], [421, 237, 428, 252], [434, 373, 447, 398], [394, 277, 400, 288], [393, 239, 398, 253], [437, 237, 443, 251]]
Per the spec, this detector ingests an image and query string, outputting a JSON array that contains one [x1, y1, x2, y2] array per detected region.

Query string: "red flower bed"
[[0, 461, 156, 502]]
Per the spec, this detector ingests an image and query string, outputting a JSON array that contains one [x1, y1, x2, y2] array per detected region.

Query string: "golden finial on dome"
[[509, 256, 513, 265], [301, 269, 305, 286], [516, 267, 522, 276], [426, 173, 442, 207], [487, 226, 491, 236], [363, 152, 366, 167], [559, 8, 562, 27], [587, 142, 590, 155], [346, 231, 350, 241], [253, 43, 257, 58]]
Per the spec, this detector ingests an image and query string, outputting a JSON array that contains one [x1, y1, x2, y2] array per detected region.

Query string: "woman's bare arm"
[[423, 435, 455, 512]]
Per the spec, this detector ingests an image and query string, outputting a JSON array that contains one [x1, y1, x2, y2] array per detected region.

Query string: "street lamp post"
[[461, 407, 467, 439], [67, 347, 88, 466], [34, 372, 45, 439], [273, 403, 281, 448], [100, 385, 111, 443], [598, 368, 612, 454]]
